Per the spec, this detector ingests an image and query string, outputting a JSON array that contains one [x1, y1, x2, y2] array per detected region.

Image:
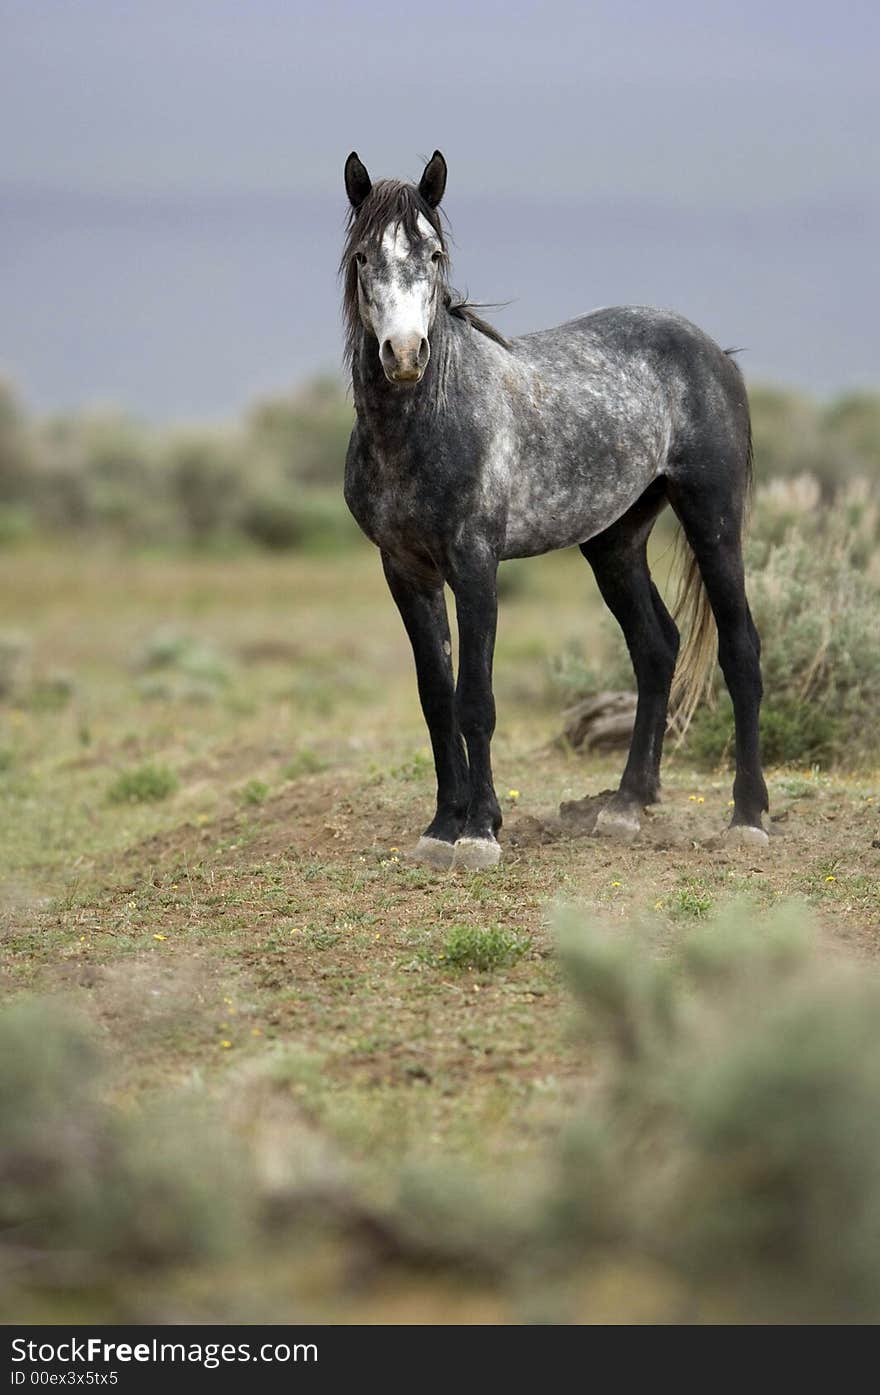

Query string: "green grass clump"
[[239, 778, 270, 806], [669, 881, 714, 920], [282, 748, 328, 779], [440, 924, 531, 972], [107, 762, 179, 805], [389, 751, 433, 782]]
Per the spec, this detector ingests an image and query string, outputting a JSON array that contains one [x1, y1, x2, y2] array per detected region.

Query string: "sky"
[[1, 0, 878, 418]]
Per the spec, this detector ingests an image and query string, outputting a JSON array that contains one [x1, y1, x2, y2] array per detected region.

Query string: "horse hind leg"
[[579, 490, 679, 842], [667, 467, 769, 845]]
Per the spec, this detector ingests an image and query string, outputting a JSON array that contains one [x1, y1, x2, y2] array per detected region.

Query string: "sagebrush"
[[4, 903, 880, 1322], [552, 476, 880, 768]]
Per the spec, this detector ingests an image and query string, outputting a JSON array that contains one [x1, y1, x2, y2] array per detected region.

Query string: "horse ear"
[[344, 152, 372, 210], [418, 150, 447, 208]]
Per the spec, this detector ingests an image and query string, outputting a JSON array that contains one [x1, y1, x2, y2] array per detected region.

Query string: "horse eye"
[[354, 251, 366, 267], [431, 250, 443, 264]]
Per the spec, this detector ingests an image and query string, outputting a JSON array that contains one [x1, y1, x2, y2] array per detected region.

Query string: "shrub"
[[5, 906, 880, 1321], [552, 903, 880, 1319], [822, 392, 880, 482], [0, 1002, 252, 1272], [691, 479, 880, 768], [0, 379, 32, 504], [554, 476, 880, 769], [237, 491, 305, 550], [751, 386, 880, 493], [245, 376, 353, 486], [238, 486, 361, 552], [750, 386, 827, 485], [164, 431, 241, 543], [3, 373, 879, 553]]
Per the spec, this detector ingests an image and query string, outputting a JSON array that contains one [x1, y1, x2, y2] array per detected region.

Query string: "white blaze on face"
[[367, 215, 439, 373]]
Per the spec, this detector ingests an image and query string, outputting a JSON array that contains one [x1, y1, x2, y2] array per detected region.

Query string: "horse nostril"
[[380, 338, 396, 369], [418, 337, 430, 367]]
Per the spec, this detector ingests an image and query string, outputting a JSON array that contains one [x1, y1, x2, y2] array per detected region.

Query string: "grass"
[[107, 762, 179, 804], [238, 777, 270, 806], [440, 924, 532, 972], [282, 748, 328, 779], [1, 540, 880, 1321], [670, 880, 714, 920]]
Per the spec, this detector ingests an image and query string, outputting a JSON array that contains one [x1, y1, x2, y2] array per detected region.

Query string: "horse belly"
[[501, 459, 659, 559]]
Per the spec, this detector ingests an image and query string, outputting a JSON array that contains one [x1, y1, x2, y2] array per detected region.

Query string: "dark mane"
[[339, 178, 508, 370], [443, 292, 510, 349]]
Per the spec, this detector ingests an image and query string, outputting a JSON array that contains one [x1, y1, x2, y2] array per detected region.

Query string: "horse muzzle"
[[380, 334, 430, 384]]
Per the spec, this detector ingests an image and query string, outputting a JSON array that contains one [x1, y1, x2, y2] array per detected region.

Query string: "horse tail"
[[669, 413, 754, 740], [668, 538, 716, 740]]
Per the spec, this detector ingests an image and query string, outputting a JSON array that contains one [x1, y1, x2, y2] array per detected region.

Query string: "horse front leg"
[[382, 553, 470, 869], [448, 549, 503, 870]]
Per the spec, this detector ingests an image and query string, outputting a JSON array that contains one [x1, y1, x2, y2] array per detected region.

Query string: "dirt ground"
[[2, 541, 879, 1320]]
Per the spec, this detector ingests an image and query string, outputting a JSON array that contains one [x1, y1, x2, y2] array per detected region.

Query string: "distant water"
[[1, 186, 877, 420]]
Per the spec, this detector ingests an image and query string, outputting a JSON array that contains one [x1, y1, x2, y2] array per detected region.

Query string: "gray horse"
[[341, 150, 768, 870]]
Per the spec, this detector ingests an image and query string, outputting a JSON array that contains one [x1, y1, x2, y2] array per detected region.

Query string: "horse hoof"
[[406, 836, 456, 870], [451, 837, 502, 871], [723, 824, 769, 848], [593, 805, 640, 843]]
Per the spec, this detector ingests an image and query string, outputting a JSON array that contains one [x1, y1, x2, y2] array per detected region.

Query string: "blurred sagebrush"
[[551, 904, 880, 1320], [4, 903, 880, 1321], [0, 1001, 253, 1285], [0, 374, 360, 553], [5, 373, 880, 557]]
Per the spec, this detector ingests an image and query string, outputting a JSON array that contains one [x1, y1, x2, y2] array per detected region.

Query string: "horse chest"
[[346, 446, 454, 570]]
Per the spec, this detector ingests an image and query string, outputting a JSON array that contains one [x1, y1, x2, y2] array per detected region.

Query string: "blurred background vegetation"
[[5, 903, 880, 1323], [2, 374, 880, 552], [3, 372, 880, 770], [0, 374, 360, 553]]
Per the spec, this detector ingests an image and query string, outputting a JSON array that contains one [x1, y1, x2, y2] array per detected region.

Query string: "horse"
[[340, 150, 768, 870]]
